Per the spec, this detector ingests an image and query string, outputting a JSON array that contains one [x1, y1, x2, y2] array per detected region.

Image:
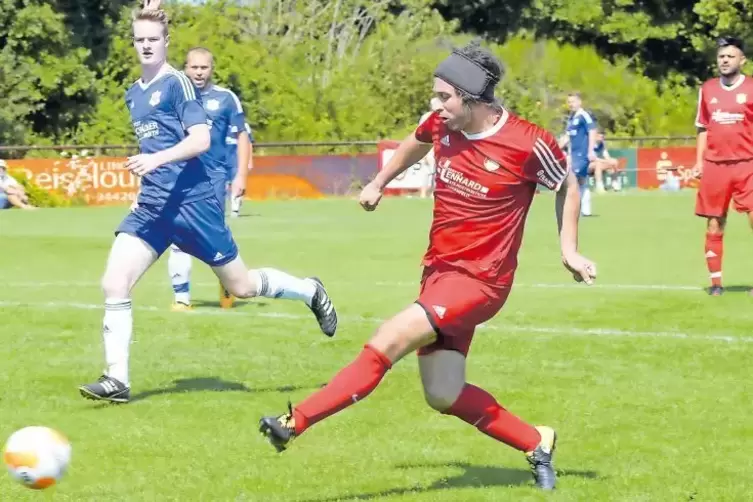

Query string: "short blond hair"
[[132, 8, 169, 36]]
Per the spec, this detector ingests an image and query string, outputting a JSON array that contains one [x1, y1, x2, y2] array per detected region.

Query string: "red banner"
[[636, 147, 700, 189]]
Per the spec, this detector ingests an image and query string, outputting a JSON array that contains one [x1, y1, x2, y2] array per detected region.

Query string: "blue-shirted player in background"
[[167, 47, 252, 311], [560, 92, 597, 216], [226, 121, 253, 217], [79, 5, 337, 403]]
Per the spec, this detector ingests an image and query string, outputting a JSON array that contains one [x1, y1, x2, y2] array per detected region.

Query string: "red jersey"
[[695, 75, 753, 162], [414, 110, 568, 286]]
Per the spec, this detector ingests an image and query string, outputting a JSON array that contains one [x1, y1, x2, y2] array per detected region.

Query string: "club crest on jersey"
[[737, 93, 747, 104], [483, 158, 500, 171], [149, 91, 161, 107], [206, 99, 220, 111]]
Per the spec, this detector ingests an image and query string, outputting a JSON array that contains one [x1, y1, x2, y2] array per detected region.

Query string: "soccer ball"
[[3, 426, 71, 490]]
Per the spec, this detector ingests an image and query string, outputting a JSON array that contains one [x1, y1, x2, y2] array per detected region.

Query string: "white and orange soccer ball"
[[3, 426, 71, 490]]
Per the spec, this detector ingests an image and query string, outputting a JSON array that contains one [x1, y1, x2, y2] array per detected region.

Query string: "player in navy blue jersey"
[[167, 47, 252, 311], [79, 5, 337, 404], [561, 92, 597, 216], [226, 122, 254, 218]]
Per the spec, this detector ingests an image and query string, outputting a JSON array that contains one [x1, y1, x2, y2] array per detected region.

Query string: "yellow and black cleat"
[[171, 302, 193, 312]]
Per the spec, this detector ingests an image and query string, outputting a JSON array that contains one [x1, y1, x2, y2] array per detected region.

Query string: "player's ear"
[[165, 34, 170, 47]]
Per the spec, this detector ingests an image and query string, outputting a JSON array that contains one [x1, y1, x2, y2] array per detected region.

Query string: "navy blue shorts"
[[213, 178, 229, 204], [571, 155, 591, 178], [116, 196, 238, 267]]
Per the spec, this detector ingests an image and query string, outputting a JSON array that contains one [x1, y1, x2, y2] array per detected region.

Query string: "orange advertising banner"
[[4, 153, 378, 204], [5, 157, 140, 205]]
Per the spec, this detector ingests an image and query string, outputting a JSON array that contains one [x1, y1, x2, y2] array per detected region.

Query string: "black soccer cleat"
[[79, 375, 130, 403], [708, 286, 724, 296], [526, 426, 557, 490], [307, 277, 337, 337], [259, 403, 296, 452]]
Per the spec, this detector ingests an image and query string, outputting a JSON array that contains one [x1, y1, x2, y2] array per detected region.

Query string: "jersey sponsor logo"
[[711, 110, 745, 125], [149, 91, 162, 107], [536, 170, 556, 189], [133, 120, 159, 140], [737, 93, 747, 104], [206, 99, 220, 111], [437, 158, 490, 198]]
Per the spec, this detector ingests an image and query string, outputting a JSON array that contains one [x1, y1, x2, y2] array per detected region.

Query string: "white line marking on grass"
[[1, 300, 750, 344], [4, 280, 705, 292]]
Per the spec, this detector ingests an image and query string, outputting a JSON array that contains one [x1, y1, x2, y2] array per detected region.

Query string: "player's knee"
[[423, 386, 461, 412], [101, 271, 130, 298], [707, 217, 725, 234]]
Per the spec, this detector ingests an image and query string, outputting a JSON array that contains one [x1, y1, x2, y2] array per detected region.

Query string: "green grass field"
[[2, 191, 753, 501]]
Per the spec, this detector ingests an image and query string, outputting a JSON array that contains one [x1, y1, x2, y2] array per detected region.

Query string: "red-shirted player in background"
[[694, 36, 753, 296], [259, 42, 596, 491]]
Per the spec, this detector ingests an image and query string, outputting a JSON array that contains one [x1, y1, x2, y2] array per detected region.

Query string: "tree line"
[[1, 0, 748, 156]]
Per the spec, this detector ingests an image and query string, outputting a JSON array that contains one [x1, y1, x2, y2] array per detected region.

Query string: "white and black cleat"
[[307, 277, 337, 337], [79, 375, 130, 403]]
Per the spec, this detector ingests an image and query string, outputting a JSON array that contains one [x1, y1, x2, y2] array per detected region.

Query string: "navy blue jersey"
[[125, 66, 212, 206], [565, 108, 596, 158], [200, 85, 247, 182]]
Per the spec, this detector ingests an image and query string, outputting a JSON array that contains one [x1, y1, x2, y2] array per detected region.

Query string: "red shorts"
[[415, 266, 510, 357], [695, 159, 753, 218]]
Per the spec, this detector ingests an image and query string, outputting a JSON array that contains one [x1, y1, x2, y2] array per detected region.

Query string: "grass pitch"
[[1, 191, 752, 501]]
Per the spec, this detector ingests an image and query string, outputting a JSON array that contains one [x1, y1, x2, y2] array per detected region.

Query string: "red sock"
[[705, 232, 723, 287], [445, 384, 541, 452], [293, 345, 391, 436]]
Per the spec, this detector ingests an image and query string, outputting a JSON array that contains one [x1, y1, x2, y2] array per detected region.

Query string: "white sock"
[[231, 195, 243, 215], [168, 246, 192, 304], [250, 268, 316, 305], [580, 184, 592, 216], [103, 298, 132, 386]]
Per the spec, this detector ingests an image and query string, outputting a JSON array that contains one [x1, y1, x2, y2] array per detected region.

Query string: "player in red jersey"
[[259, 42, 596, 491], [694, 36, 753, 296]]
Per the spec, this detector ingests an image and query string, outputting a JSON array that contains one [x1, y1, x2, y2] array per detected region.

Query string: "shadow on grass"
[[303, 462, 600, 501], [129, 376, 323, 403]]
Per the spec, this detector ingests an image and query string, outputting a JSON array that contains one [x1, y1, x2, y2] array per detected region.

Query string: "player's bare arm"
[[694, 127, 707, 179], [126, 123, 210, 176], [557, 134, 569, 149], [231, 130, 251, 197], [587, 128, 597, 162], [360, 133, 431, 211], [556, 170, 596, 284]]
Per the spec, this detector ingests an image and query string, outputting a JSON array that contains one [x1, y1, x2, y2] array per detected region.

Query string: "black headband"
[[434, 50, 499, 102]]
